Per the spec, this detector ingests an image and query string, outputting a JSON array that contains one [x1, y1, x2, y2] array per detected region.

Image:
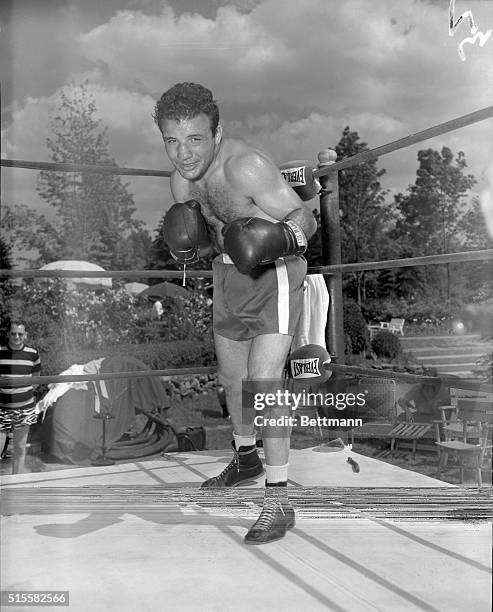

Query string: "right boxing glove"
[[223, 216, 307, 275], [163, 200, 211, 264]]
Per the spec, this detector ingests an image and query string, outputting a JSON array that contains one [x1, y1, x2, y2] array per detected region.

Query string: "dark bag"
[[174, 426, 207, 451]]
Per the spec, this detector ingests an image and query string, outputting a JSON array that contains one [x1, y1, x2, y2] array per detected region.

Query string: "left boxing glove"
[[163, 200, 211, 264], [287, 344, 332, 384], [279, 160, 321, 201], [223, 216, 307, 275]]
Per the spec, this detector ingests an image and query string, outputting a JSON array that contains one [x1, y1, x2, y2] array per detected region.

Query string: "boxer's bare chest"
[[187, 179, 257, 248]]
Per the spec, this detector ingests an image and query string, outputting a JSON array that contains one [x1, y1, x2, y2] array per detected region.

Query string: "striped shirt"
[[0, 344, 41, 410]]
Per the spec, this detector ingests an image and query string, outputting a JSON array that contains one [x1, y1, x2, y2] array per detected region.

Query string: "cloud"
[[76, 0, 492, 115], [3, 0, 492, 238]]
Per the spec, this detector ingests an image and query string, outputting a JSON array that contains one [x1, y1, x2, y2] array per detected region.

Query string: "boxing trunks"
[[212, 253, 306, 341]]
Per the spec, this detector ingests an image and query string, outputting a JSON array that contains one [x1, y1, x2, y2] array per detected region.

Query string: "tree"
[[0, 235, 12, 269], [33, 81, 151, 268], [460, 196, 493, 297], [2, 203, 61, 265], [462, 196, 492, 250], [392, 147, 476, 300], [336, 127, 390, 304]]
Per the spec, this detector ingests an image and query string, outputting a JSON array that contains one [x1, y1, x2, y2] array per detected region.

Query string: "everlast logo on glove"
[[290, 357, 322, 379], [279, 160, 320, 201], [287, 344, 333, 384], [280, 166, 306, 186]]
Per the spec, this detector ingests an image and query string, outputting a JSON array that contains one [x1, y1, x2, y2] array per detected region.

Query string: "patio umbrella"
[[139, 281, 191, 299], [39, 260, 112, 290], [124, 282, 150, 295]]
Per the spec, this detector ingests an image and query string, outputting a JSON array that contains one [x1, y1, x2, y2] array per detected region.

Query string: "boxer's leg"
[[214, 332, 251, 437], [245, 332, 295, 545], [200, 332, 263, 488], [247, 332, 293, 466]]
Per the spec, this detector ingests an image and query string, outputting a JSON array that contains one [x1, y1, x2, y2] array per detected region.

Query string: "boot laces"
[[251, 498, 285, 531], [209, 450, 239, 483]]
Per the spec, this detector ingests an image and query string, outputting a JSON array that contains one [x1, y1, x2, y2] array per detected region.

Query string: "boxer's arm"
[[170, 170, 190, 202], [227, 151, 317, 240]]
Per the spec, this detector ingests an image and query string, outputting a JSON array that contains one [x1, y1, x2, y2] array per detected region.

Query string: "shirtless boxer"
[[154, 83, 317, 544]]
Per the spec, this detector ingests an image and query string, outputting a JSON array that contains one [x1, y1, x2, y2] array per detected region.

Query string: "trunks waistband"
[[216, 253, 292, 266]]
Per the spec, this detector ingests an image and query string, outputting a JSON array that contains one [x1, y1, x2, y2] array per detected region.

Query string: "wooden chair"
[[435, 394, 492, 488], [379, 318, 405, 335], [434, 389, 487, 443]]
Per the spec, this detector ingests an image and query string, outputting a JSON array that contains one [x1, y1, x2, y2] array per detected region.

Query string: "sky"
[[1, 0, 492, 258]]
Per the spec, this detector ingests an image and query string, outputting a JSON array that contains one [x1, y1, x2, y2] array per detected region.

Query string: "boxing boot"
[[244, 481, 295, 545], [201, 442, 263, 488]]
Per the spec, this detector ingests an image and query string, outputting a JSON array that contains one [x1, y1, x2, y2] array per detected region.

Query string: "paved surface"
[[1, 447, 491, 612]]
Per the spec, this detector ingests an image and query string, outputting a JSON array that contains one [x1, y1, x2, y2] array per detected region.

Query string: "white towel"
[[35, 358, 107, 416], [291, 274, 330, 351], [36, 364, 88, 417]]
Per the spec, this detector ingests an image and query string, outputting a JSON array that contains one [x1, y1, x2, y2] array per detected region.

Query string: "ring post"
[[318, 149, 345, 364]]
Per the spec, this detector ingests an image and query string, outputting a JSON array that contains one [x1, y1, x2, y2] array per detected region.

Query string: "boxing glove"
[[223, 217, 307, 275], [163, 200, 211, 264], [287, 344, 332, 384], [279, 160, 321, 201]]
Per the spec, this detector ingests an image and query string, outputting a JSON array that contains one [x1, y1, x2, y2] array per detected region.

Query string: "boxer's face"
[[161, 113, 222, 181]]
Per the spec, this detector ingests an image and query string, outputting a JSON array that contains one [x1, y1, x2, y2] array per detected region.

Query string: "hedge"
[[39, 339, 216, 377]]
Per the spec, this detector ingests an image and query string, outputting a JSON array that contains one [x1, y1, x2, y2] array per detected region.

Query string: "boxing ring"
[[1, 107, 493, 611]]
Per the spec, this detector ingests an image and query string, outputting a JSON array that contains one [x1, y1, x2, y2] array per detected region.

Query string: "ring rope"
[[1, 365, 490, 394], [1, 249, 492, 280], [0, 366, 216, 387], [0, 158, 172, 178], [323, 363, 492, 392], [310, 249, 493, 274], [1, 109, 492, 398], [313, 105, 493, 178], [1, 106, 491, 180]]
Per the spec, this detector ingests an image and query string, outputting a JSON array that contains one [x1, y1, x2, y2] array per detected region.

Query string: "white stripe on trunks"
[[275, 258, 289, 334]]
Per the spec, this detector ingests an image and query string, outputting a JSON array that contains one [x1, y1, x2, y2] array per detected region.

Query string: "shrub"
[[40, 339, 216, 377], [343, 301, 370, 354], [360, 299, 395, 324], [1, 279, 214, 351], [371, 330, 402, 360]]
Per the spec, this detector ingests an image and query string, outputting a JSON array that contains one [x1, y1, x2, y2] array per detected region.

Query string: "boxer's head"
[[155, 83, 222, 180], [154, 82, 220, 136]]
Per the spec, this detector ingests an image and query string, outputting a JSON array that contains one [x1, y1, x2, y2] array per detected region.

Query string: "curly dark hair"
[[153, 82, 220, 135]]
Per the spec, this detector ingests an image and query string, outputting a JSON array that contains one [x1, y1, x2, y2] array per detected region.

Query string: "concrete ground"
[[1, 446, 491, 612]]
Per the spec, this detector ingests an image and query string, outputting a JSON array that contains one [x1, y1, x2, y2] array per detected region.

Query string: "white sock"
[[233, 434, 256, 450], [265, 463, 289, 484]]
